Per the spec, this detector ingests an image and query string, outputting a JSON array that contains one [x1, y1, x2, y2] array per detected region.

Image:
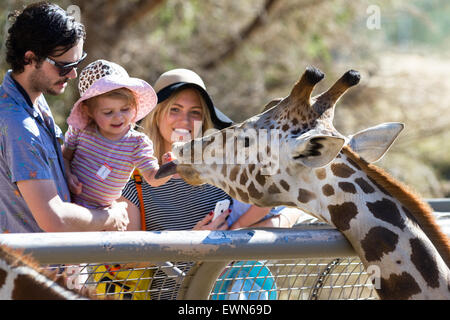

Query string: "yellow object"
[[93, 264, 154, 300], [94, 170, 154, 300]]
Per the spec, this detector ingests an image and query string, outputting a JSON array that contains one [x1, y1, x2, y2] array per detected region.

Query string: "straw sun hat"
[[154, 68, 233, 130]]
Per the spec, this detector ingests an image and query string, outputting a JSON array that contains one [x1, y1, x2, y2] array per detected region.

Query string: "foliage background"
[[1, 0, 449, 197]]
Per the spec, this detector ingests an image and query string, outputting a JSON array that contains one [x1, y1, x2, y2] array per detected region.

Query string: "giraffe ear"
[[262, 98, 283, 113], [348, 122, 404, 163], [291, 134, 345, 168]]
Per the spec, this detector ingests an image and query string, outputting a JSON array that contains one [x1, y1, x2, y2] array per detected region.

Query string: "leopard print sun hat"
[[67, 59, 157, 130]]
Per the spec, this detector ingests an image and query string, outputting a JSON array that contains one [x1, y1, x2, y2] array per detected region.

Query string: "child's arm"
[[140, 167, 172, 187], [229, 206, 272, 230], [140, 152, 175, 187], [61, 145, 83, 195]]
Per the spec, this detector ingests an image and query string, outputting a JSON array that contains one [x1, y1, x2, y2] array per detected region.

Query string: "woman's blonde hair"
[[142, 88, 214, 163], [83, 87, 138, 127]]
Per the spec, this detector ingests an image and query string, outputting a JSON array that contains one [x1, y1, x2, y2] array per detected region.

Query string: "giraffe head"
[[157, 67, 403, 209]]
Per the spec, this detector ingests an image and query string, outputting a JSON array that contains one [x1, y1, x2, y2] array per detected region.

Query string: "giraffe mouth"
[[155, 161, 205, 185], [155, 160, 178, 179]]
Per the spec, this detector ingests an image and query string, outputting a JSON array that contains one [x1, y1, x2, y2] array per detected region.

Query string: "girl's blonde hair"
[[142, 88, 214, 163], [83, 87, 138, 127]]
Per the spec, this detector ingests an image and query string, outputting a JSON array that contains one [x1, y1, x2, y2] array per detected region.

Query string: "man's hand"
[[106, 201, 129, 231]]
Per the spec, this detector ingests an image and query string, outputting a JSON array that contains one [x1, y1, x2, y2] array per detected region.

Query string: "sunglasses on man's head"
[[45, 52, 87, 77]]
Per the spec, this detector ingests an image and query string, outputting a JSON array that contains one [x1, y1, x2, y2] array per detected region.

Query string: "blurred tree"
[[201, 0, 280, 70], [0, 0, 448, 196], [73, 0, 166, 61]]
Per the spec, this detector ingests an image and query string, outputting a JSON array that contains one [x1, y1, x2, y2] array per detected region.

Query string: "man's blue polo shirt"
[[0, 71, 70, 233]]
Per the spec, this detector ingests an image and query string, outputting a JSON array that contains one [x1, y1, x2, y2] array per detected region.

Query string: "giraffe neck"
[[304, 146, 450, 299], [340, 146, 450, 265], [0, 245, 87, 300]]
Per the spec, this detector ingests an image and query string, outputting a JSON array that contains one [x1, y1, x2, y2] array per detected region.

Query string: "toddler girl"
[[63, 59, 172, 209]]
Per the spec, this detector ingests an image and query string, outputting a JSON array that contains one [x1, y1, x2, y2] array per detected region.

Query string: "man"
[[0, 2, 128, 233]]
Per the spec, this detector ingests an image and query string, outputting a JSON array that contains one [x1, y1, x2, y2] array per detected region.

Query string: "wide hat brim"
[[67, 75, 157, 130], [157, 82, 233, 130]]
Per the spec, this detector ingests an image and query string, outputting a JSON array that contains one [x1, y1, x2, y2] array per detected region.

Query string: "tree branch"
[[201, 0, 280, 70], [116, 0, 166, 30]]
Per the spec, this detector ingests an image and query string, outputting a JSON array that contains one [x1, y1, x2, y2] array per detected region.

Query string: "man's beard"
[[29, 67, 68, 96]]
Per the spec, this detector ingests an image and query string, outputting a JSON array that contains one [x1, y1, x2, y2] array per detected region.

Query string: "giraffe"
[[0, 244, 89, 299], [156, 66, 450, 299]]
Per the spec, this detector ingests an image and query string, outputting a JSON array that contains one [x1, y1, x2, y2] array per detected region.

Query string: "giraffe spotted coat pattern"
[[0, 245, 89, 300]]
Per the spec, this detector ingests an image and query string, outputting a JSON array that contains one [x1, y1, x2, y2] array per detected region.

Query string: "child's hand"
[[162, 151, 176, 165], [67, 172, 82, 195]]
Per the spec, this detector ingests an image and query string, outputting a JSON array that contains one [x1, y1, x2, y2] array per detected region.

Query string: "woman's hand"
[[193, 209, 230, 230]]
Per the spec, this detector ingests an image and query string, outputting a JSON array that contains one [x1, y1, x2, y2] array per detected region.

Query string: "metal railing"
[[427, 198, 450, 212], [0, 227, 377, 300], [0, 198, 448, 300]]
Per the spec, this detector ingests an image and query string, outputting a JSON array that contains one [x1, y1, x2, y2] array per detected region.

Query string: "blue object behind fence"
[[211, 261, 277, 300]]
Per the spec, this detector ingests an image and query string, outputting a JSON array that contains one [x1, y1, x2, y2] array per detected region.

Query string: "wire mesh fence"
[[44, 258, 378, 300]]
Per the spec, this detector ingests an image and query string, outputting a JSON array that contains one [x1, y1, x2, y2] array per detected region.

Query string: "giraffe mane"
[[1, 245, 49, 274], [0, 245, 96, 299], [342, 146, 450, 267]]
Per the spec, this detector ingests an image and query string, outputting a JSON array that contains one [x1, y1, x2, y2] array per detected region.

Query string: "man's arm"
[[17, 179, 129, 232]]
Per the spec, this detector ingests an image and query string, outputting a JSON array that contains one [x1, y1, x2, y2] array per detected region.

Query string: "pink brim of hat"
[[67, 75, 157, 130]]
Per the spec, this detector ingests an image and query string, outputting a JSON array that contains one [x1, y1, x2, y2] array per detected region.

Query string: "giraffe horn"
[[290, 66, 325, 105], [313, 70, 360, 114]]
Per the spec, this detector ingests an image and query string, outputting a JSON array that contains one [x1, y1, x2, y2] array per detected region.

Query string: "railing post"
[[178, 261, 230, 300]]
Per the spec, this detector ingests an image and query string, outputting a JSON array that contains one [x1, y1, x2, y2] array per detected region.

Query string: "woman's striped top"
[[121, 176, 232, 231]]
